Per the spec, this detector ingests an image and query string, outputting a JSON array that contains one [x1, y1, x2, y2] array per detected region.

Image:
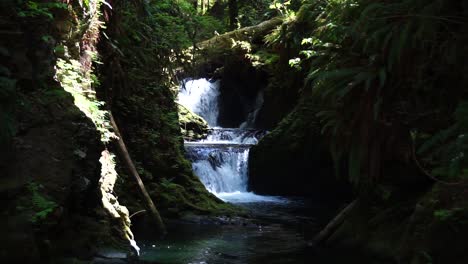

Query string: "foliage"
[[17, 0, 67, 20], [418, 102, 468, 180], [268, 0, 468, 188], [16, 182, 58, 223], [195, 14, 228, 42], [55, 58, 115, 142], [246, 50, 280, 68], [102, 0, 234, 215], [28, 182, 58, 223], [237, 0, 275, 27], [433, 208, 463, 222]]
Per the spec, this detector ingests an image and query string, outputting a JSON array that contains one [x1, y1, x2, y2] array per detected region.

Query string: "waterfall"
[[178, 79, 282, 203], [185, 144, 250, 193], [178, 79, 220, 127]]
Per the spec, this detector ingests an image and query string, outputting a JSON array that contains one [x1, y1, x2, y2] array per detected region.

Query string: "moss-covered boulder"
[[178, 104, 209, 141]]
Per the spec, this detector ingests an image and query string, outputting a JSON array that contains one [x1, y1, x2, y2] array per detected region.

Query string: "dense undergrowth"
[[251, 0, 468, 261], [265, 0, 468, 188]]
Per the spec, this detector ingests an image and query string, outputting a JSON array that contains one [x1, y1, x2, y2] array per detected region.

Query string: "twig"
[[129, 210, 147, 219]]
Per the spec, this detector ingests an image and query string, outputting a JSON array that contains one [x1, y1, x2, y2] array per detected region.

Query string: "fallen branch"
[[110, 113, 166, 234], [310, 199, 358, 247]]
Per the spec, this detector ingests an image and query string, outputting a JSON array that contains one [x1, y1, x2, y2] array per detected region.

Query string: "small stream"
[[136, 198, 361, 264]]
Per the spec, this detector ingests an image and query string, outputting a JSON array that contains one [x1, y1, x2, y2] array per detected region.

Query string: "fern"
[[282, 0, 468, 187], [418, 102, 468, 180], [27, 182, 58, 223]]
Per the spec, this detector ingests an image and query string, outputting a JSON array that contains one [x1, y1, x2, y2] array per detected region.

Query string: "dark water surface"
[[134, 198, 372, 264]]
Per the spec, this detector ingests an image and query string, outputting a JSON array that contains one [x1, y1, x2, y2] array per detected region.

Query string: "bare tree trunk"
[[109, 113, 166, 234], [228, 0, 238, 29]]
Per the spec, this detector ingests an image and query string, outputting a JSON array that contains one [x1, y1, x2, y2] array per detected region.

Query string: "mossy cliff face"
[[248, 98, 349, 197], [0, 0, 131, 261], [99, 1, 233, 220]]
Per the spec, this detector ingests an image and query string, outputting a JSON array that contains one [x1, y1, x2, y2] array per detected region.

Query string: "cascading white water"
[[178, 79, 220, 127], [178, 78, 284, 203], [186, 146, 250, 193]]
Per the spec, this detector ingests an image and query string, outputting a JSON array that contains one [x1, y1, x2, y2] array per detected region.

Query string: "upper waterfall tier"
[[178, 79, 220, 127]]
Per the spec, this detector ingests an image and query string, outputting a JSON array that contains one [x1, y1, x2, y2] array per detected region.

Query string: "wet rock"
[[178, 104, 209, 141]]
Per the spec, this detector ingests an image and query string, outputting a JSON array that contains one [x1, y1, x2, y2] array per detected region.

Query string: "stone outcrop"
[[248, 98, 350, 197]]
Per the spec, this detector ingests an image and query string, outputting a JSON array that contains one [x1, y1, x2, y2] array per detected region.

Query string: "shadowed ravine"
[[129, 79, 369, 263]]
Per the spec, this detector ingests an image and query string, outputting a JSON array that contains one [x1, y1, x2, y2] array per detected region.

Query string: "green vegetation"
[[263, 0, 468, 188], [27, 182, 58, 223], [17, 0, 67, 20], [100, 0, 236, 217], [15, 182, 58, 224], [2, 0, 468, 262], [55, 58, 116, 142]]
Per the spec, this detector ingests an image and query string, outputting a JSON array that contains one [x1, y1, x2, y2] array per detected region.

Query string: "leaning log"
[[110, 113, 166, 234], [310, 199, 358, 247]]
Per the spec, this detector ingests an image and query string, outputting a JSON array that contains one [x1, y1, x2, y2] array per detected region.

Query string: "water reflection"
[[136, 199, 344, 264]]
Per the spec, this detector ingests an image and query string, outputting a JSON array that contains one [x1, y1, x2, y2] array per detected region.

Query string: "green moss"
[[178, 104, 209, 141]]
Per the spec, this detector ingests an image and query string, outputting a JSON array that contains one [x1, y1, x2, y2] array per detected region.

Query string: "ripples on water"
[[135, 197, 368, 264]]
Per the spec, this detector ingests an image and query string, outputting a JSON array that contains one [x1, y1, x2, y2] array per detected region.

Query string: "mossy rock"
[[248, 98, 350, 197], [178, 104, 209, 141]]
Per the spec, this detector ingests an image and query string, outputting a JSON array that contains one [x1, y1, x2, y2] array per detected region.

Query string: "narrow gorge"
[[1, 0, 468, 263]]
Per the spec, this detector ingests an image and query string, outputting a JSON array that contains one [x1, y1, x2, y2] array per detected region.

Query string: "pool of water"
[[133, 197, 373, 264]]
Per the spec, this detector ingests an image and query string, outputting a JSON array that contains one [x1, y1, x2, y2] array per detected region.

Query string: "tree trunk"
[[109, 113, 166, 234], [228, 0, 238, 29]]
